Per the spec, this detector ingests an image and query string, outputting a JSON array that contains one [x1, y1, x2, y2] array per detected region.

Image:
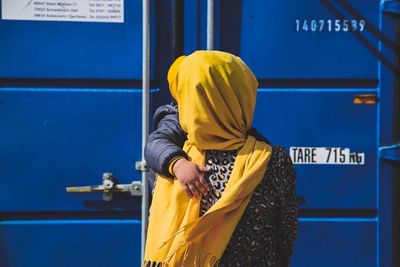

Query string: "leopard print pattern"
[[200, 150, 237, 216], [219, 146, 298, 267], [199, 146, 298, 266]]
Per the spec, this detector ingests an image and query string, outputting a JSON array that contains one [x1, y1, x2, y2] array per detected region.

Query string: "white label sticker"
[[1, 0, 124, 23], [290, 147, 365, 165]]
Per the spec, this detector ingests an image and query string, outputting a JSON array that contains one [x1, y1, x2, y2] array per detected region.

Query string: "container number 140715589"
[[295, 19, 366, 32]]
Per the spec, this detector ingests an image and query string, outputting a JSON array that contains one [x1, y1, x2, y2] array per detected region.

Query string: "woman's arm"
[[144, 104, 188, 177], [144, 104, 210, 197]]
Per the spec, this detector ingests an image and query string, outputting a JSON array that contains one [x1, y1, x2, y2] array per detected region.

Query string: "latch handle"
[[66, 185, 105, 193], [66, 173, 142, 202]]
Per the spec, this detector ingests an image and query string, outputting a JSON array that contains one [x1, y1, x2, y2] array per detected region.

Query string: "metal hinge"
[[135, 161, 149, 172]]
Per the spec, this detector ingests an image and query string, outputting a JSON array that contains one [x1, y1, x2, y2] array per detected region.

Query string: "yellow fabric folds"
[[144, 51, 272, 266]]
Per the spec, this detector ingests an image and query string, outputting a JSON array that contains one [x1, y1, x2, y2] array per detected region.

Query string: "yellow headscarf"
[[144, 51, 272, 266]]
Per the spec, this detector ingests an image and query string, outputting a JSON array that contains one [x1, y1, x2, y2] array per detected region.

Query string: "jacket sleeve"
[[274, 146, 298, 266], [144, 104, 188, 178]]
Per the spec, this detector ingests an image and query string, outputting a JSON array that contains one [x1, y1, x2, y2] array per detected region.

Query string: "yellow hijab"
[[144, 51, 272, 266]]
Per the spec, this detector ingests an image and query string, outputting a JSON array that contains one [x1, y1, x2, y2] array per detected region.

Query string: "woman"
[[144, 51, 298, 266]]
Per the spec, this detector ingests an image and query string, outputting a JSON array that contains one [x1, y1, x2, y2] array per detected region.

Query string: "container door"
[[183, 0, 387, 265], [0, 1, 171, 266]]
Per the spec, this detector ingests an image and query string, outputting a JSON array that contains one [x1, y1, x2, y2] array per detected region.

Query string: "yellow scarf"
[[144, 51, 272, 266]]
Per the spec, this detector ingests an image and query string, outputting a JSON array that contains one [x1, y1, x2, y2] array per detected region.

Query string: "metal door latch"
[[66, 173, 142, 201], [379, 143, 400, 162]]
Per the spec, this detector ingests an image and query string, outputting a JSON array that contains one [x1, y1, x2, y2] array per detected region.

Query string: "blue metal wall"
[[378, 3, 400, 266], [0, 0, 168, 266], [0, 1, 148, 79], [0, 87, 152, 266], [0, 0, 399, 266]]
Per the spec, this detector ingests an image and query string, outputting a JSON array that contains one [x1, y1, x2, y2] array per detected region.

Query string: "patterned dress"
[[200, 150, 237, 216], [201, 146, 298, 267]]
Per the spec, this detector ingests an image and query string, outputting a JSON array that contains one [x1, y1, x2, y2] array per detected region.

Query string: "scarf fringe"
[[143, 242, 220, 267], [158, 220, 198, 250]]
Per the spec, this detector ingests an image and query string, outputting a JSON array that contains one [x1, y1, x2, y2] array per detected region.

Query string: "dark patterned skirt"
[[201, 146, 298, 267]]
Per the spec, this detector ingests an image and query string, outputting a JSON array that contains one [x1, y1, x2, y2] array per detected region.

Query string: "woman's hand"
[[173, 158, 210, 198]]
